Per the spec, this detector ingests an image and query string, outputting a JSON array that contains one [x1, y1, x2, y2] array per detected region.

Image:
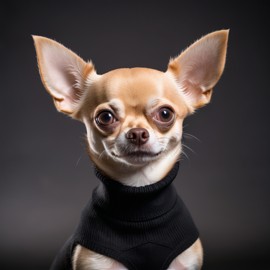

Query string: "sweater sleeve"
[[50, 236, 74, 270]]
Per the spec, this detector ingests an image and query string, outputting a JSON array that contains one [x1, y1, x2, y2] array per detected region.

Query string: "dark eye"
[[96, 110, 117, 126], [152, 106, 175, 131], [155, 107, 175, 123]]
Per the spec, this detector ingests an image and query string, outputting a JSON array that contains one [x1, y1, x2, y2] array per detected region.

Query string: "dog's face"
[[33, 30, 228, 185], [81, 68, 188, 172]]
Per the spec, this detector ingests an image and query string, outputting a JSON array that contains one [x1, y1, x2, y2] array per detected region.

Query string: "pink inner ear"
[[37, 40, 89, 114], [42, 44, 83, 99], [179, 38, 223, 92], [180, 81, 207, 108]]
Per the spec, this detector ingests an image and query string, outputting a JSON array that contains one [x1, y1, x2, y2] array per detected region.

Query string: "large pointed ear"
[[167, 30, 229, 110], [33, 36, 96, 116]]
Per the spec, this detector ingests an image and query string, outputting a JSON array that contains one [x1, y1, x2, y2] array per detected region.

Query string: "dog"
[[33, 30, 228, 270]]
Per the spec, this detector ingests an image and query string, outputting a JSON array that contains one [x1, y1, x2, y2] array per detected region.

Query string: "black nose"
[[126, 128, 149, 145]]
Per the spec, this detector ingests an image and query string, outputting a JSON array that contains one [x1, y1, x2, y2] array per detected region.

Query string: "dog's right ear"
[[33, 36, 97, 117]]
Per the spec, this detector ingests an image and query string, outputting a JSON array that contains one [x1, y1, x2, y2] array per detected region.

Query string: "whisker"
[[182, 143, 196, 154], [75, 156, 82, 167], [181, 149, 190, 160], [98, 149, 107, 160], [183, 132, 201, 142]]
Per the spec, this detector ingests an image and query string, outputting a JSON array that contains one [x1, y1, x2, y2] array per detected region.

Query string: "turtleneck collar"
[[92, 162, 180, 222], [95, 162, 179, 195]]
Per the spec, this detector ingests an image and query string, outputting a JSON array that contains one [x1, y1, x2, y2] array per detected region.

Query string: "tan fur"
[[33, 30, 228, 270], [80, 68, 189, 118]]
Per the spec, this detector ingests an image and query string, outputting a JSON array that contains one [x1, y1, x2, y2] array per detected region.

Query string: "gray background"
[[1, 1, 269, 269]]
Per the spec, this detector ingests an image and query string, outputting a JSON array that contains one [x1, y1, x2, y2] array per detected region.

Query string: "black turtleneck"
[[50, 163, 199, 270]]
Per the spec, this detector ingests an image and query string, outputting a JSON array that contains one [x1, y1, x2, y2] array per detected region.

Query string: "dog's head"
[[33, 30, 228, 185]]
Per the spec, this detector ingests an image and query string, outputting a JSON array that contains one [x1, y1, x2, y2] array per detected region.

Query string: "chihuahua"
[[33, 30, 228, 270]]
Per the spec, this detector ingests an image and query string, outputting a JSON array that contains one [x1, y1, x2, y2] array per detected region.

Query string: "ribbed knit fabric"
[[50, 162, 199, 270]]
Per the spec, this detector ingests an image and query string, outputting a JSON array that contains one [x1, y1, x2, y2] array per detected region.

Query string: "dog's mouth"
[[112, 150, 162, 164]]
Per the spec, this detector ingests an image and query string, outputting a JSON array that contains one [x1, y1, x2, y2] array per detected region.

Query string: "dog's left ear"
[[167, 30, 229, 110]]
